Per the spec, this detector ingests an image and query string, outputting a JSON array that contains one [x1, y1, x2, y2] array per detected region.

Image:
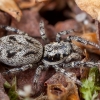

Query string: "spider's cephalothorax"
[[0, 20, 100, 87], [44, 41, 83, 63], [44, 41, 72, 60]]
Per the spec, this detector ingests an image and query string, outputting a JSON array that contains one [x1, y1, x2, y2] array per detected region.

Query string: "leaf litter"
[[0, 0, 100, 100]]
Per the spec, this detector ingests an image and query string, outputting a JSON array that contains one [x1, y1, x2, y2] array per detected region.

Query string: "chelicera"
[[0, 20, 100, 86]]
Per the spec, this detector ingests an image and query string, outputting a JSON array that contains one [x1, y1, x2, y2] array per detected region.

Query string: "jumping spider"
[[0, 20, 100, 86]]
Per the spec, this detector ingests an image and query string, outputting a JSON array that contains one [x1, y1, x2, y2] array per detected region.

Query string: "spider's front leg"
[[56, 29, 76, 42], [53, 65, 82, 85], [66, 35, 100, 49], [3, 64, 33, 74], [56, 29, 100, 49], [65, 53, 82, 63], [0, 25, 28, 35]]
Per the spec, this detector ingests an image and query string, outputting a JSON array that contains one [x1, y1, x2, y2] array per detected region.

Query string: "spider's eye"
[[48, 47, 53, 52], [59, 46, 62, 49], [45, 45, 53, 52], [54, 46, 58, 50]]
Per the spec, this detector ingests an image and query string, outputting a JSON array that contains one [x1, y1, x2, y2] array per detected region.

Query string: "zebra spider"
[[0, 20, 100, 87]]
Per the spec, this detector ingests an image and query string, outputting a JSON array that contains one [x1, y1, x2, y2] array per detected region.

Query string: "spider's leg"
[[33, 65, 46, 87], [0, 25, 28, 35], [56, 29, 76, 42], [65, 53, 82, 63], [3, 64, 33, 74], [71, 43, 83, 54], [53, 65, 82, 85], [64, 61, 100, 68], [66, 35, 100, 49], [39, 20, 49, 42]]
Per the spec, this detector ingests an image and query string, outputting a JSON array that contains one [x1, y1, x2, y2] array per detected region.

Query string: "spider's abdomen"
[[0, 35, 43, 66]]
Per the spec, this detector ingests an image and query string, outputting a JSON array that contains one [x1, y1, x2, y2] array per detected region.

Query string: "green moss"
[[80, 67, 100, 100]]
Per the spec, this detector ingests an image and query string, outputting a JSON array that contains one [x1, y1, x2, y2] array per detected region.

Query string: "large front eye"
[[54, 46, 58, 50], [45, 45, 53, 52], [48, 46, 53, 52]]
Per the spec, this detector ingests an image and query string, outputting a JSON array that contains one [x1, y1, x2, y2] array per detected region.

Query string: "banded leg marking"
[[67, 36, 100, 49], [3, 64, 33, 74], [0, 25, 28, 35], [64, 61, 100, 68], [33, 65, 44, 86], [56, 29, 76, 42], [39, 20, 49, 42]]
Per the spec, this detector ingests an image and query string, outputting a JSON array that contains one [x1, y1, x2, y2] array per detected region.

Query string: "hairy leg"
[[3, 64, 33, 74], [66, 36, 100, 49], [63, 61, 100, 68], [56, 29, 100, 49], [33, 64, 49, 89], [56, 29, 76, 42], [0, 25, 28, 35], [39, 20, 49, 42], [71, 43, 83, 54], [65, 53, 82, 63], [53, 65, 82, 85]]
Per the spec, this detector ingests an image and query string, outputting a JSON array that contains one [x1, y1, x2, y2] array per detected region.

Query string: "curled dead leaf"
[[47, 84, 67, 100], [75, 0, 100, 21], [45, 73, 80, 100], [47, 83, 80, 100], [15, 0, 48, 9], [0, 0, 22, 21]]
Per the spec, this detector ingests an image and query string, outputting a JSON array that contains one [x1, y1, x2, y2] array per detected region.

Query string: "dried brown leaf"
[[0, 0, 22, 21], [45, 73, 80, 100], [15, 0, 48, 9], [47, 84, 67, 100], [47, 83, 80, 100], [75, 0, 100, 21]]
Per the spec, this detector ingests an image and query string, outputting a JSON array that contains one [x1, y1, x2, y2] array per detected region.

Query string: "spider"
[[0, 20, 100, 87]]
